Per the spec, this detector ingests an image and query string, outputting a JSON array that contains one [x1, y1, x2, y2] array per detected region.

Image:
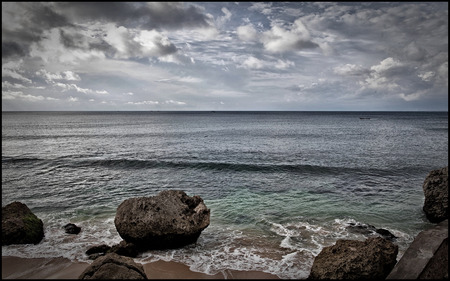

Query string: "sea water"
[[2, 111, 448, 279]]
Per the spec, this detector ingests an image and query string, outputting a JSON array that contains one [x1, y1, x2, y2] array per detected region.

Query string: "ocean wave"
[[3, 155, 420, 177]]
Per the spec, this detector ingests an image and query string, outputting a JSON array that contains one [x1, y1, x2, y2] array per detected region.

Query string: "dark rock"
[[78, 253, 147, 279], [347, 222, 397, 241], [422, 166, 448, 223], [86, 244, 111, 256], [64, 223, 81, 234], [109, 240, 139, 258], [346, 222, 377, 236], [87, 253, 105, 260], [2, 201, 44, 245], [114, 190, 210, 250], [308, 237, 398, 279], [376, 228, 397, 241]]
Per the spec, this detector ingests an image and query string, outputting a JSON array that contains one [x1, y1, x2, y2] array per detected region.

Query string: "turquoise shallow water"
[[2, 111, 448, 278]]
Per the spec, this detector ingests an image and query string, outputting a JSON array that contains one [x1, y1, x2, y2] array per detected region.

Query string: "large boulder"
[[2, 201, 44, 245], [422, 166, 448, 223], [78, 253, 147, 279], [308, 237, 398, 279], [114, 190, 210, 250]]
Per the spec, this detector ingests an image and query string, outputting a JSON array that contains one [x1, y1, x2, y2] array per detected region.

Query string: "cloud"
[[237, 24, 258, 41], [127, 100, 159, 105], [237, 18, 319, 53], [238, 56, 295, 71], [2, 91, 47, 102], [333, 64, 369, 76], [2, 60, 32, 83], [216, 7, 232, 28], [54, 82, 109, 95], [53, 2, 212, 30], [37, 69, 81, 82], [241, 56, 265, 69]]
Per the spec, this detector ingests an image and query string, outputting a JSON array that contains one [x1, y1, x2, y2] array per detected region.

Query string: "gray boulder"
[[2, 201, 44, 245], [78, 253, 147, 279], [423, 166, 448, 223], [308, 237, 398, 279], [114, 190, 210, 250]]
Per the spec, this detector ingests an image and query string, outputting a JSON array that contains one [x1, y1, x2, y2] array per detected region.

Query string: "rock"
[[308, 237, 398, 279], [78, 253, 147, 279], [2, 201, 44, 245], [346, 222, 377, 235], [64, 223, 81, 234], [375, 228, 397, 241], [346, 222, 397, 241], [109, 240, 139, 258], [422, 166, 448, 223], [114, 190, 210, 250], [86, 244, 111, 260]]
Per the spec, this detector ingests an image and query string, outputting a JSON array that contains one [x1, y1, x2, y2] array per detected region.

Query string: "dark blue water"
[[2, 111, 448, 278]]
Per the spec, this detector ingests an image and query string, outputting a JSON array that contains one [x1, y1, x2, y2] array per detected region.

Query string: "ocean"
[[2, 111, 448, 279]]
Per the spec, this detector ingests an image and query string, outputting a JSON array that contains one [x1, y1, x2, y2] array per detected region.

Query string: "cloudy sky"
[[2, 2, 448, 111]]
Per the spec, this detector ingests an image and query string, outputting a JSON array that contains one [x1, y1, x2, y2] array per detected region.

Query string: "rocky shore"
[[2, 167, 448, 279]]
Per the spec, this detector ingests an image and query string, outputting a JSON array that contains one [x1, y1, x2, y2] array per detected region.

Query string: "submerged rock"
[[64, 223, 81, 234], [422, 166, 448, 223], [2, 201, 44, 245], [346, 222, 397, 241], [78, 253, 147, 279], [86, 244, 111, 260], [308, 237, 398, 279], [114, 190, 210, 250]]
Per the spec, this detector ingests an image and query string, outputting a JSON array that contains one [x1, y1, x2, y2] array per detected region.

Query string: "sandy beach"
[[2, 256, 279, 279]]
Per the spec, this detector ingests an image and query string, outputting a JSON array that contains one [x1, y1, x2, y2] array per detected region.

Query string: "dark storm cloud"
[[2, 2, 211, 59], [53, 2, 211, 30], [2, 2, 73, 58], [2, 41, 26, 58]]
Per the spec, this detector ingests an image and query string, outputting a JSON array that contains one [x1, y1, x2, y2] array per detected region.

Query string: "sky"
[[2, 2, 448, 111]]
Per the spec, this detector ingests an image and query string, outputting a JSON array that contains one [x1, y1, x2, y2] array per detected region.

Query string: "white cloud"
[[2, 60, 32, 83], [2, 81, 27, 89], [418, 71, 435, 82], [2, 91, 45, 101], [38, 69, 81, 82], [237, 24, 258, 41], [216, 7, 232, 28], [127, 100, 159, 105], [241, 56, 265, 69], [333, 64, 368, 76], [68, 96, 79, 102], [54, 82, 108, 95], [165, 100, 186, 105], [370, 57, 403, 73], [275, 59, 295, 70]]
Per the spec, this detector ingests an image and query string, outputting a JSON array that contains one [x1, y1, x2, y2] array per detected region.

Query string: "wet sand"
[[2, 256, 279, 279]]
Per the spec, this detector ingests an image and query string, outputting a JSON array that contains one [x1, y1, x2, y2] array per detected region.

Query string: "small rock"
[[64, 223, 81, 234], [376, 228, 397, 241], [86, 244, 111, 256]]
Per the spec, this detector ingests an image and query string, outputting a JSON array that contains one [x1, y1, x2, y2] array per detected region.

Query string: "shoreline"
[[2, 256, 280, 279]]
